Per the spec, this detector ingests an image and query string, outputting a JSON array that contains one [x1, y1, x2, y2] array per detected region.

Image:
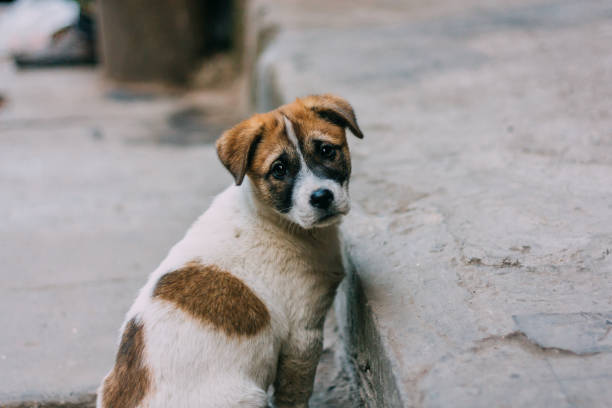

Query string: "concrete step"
[[249, 0, 612, 406]]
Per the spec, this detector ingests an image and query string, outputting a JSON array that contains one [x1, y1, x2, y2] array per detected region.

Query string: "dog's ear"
[[216, 117, 264, 185], [302, 94, 364, 139]]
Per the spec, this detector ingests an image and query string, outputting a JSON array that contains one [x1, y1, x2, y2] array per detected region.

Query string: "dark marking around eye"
[[266, 152, 289, 179], [265, 152, 300, 213], [315, 140, 338, 160], [270, 180, 295, 213], [306, 146, 349, 184]]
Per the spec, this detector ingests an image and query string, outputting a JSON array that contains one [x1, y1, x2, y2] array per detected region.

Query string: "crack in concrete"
[[5, 277, 142, 292], [464, 256, 522, 268], [472, 331, 600, 357], [544, 358, 579, 408], [0, 394, 95, 408], [597, 325, 612, 342]]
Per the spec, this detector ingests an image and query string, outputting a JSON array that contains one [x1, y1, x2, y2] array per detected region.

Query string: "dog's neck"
[[239, 178, 340, 243]]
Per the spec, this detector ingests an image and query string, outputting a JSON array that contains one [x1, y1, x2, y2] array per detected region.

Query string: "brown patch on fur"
[[215, 94, 363, 211], [280, 97, 356, 183], [299, 93, 364, 139], [153, 261, 270, 336], [100, 318, 150, 408], [216, 94, 362, 184]]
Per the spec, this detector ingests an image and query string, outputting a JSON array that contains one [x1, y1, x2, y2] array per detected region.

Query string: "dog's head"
[[217, 94, 363, 229]]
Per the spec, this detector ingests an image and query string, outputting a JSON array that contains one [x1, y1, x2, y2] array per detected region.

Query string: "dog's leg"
[[205, 379, 269, 408], [272, 328, 323, 408]]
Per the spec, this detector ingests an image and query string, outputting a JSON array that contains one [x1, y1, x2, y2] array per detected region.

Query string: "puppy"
[[97, 94, 363, 408]]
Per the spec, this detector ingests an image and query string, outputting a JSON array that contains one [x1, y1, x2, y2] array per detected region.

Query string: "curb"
[[248, 3, 404, 406]]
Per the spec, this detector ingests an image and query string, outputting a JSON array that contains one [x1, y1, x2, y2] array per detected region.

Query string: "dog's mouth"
[[313, 211, 346, 227]]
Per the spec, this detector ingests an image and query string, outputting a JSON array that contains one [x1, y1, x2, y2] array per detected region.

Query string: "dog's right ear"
[[301, 94, 364, 139], [216, 117, 264, 185]]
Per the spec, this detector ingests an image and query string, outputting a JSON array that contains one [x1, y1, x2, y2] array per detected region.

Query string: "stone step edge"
[[245, 4, 405, 406]]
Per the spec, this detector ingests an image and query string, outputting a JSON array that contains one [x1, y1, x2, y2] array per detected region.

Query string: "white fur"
[[283, 117, 350, 229], [97, 183, 345, 408]]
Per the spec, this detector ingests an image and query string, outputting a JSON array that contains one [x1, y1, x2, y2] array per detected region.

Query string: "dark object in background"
[[14, 11, 97, 68], [97, 0, 234, 84]]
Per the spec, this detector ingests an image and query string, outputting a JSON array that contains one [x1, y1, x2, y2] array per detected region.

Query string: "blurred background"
[[1, 0, 611, 407]]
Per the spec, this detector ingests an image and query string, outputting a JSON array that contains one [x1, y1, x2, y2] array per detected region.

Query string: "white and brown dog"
[[97, 94, 363, 408]]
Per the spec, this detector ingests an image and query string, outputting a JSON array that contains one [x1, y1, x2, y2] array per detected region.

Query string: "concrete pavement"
[[2, 0, 612, 406], [252, 0, 612, 406]]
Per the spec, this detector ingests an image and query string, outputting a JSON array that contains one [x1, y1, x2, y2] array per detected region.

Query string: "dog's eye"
[[271, 162, 287, 180], [319, 143, 336, 160]]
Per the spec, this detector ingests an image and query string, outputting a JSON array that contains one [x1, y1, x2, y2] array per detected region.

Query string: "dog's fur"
[[97, 94, 363, 408]]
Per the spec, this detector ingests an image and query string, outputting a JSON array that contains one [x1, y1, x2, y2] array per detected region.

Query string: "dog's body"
[[97, 95, 362, 408]]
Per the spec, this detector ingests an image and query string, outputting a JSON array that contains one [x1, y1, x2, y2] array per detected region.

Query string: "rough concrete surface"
[[2, 0, 612, 407], [253, 0, 612, 406]]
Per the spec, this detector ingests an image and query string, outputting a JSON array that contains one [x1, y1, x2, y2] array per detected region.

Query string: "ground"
[[2, 0, 612, 406], [0, 61, 240, 404]]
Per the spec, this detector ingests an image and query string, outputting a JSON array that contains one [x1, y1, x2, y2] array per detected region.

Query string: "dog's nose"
[[310, 189, 334, 210]]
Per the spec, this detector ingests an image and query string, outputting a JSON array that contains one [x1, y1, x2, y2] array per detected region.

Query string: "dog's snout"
[[310, 189, 334, 209]]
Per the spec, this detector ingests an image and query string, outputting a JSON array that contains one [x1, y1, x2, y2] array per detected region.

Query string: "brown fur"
[[297, 93, 363, 139], [216, 94, 363, 213], [153, 261, 270, 336], [247, 114, 299, 212], [280, 98, 353, 181], [100, 318, 150, 408], [216, 114, 268, 185], [216, 94, 362, 185]]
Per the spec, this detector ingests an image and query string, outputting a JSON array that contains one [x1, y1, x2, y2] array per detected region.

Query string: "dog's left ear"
[[302, 94, 364, 139], [216, 117, 264, 185]]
